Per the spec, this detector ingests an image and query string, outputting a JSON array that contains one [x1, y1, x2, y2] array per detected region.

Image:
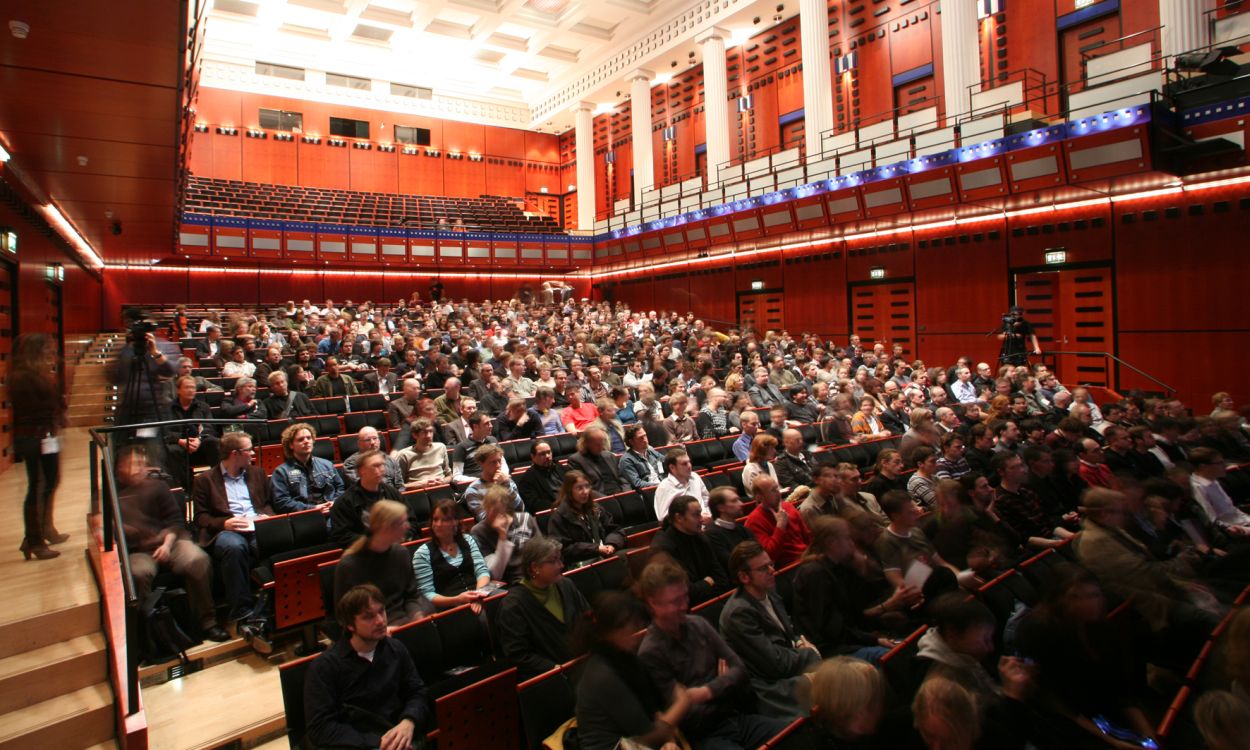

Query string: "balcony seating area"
[[182, 176, 565, 234]]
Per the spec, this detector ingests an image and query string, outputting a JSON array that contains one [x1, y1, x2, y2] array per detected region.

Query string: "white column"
[[938, 0, 979, 122], [799, 0, 834, 159], [628, 69, 655, 201], [1160, 0, 1212, 62], [574, 102, 596, 231], [698, 27, 730, 185]]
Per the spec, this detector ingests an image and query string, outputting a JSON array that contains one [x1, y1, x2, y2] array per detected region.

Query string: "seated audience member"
[[863, 449, 908, 499], [219, 376, 267, 420], [461, 443, 522, 521], [741, 433, 782, 495], [220, 345, 256, 379], [341, 426, 404, 490], [1077, 438, 1121, 490], [926, 476, 1021, 572], [1015, 563, 1157, 750], [432, 377, 465, 424], [329, 449, 407, 548], [361, 357, 397, 396], [785, 384, 823, 425], [560, 384, 599, 434], [793, 517, 913, 661], [851, 396, 889, 437], [117, 446, 227, 642], [1023, 444, 1080, 519], [497, 537, 589, 679], [1078, 487, 1223, 658], [664, 391, 701, 443], [653, 448, 711, 519], [452, 410, 505, 480], [333, 500, 425, 627], [411, 499, 491, 613], [637, 561, 790, 748], [911, 677, 982, 750], [963, 424, 996, 475], [1127, 425, 1168, 479], [764, 405, 789, 441], [618, 423, 666, 490], [650, 495, 730, 604], [704, 487, 754, 575], [591, 399, 627, 452], [907, 446, 940, 509], [719, 540, 821, 718], [393, 418, 453, 490], [191, 431, 274, 646], [567, 426, 627, 495], [1188, 447, 1250, 536], [731, 410, 760, 462], [696, 388, 738, 438], [470, 485, 542, 584], [270, 422, 343, 513], [164, 375, 220, 485], [775, 428, 817, 491], [748, 366, 785, 407], [801, 657, 887, 747], [875, 490, 961, 597], [1194, 691, 1250, 750], [495, 397, 540, 441], [819, 462, 888, 526], [385, 379, 423, 449], [262, 370, 316, 419], [743, 474, 812, 569], [252, 346, 284, 386], [992, 452, 1076, 550], [527, 387, 565, 436], [514, 439, 565, 514], [547, 469, 626, 566], [311, 357, 357, 398], [304, 584, 431, 750], [576, 591, 693, 750]]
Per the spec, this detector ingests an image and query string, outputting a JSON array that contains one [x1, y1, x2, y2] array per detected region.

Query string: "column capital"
[[625, 68, 655, 84], [572, 101, 597, 114], [696, 26, 730, 45]]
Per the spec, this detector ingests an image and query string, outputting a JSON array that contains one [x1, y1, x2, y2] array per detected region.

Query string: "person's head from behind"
[[349, 498, 408, 555], [1193, 690, 1250, 750], [749, 432, 778, 464], [638, 561, 689, 632], [583, 590, 647, 655], [811, 656, 885, 740], [1224, 606, 1250, 691], [337, 584, 388, 643], [930, 593, 996, 662], [708, 487, 742, 522], [1081, 487, 1128, 529], [913, 676, 980, 750], [879, 490, 920, 529], [808, 516, 856, 564]]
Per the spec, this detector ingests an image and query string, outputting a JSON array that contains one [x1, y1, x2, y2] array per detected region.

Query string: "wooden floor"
[[0, 427, 291, 749]]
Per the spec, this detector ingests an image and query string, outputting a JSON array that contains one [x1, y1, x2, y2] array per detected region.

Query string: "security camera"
[[111, 221, 122, 236]]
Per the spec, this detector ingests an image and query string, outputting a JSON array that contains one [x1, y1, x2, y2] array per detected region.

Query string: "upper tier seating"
[[182, 176, 566, 235]]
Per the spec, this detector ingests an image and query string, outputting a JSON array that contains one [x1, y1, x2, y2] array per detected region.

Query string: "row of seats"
[[183, 176, 565, 234]]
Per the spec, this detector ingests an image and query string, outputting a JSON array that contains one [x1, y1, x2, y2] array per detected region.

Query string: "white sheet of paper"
[[904, 559, 933, 590], [40, 436, 60, 455]]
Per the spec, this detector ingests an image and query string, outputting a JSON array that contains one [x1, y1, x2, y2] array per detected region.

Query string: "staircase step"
[[0, 601, 100, 660], [0, 633, 106, 715], [0, 682, 113, 750]]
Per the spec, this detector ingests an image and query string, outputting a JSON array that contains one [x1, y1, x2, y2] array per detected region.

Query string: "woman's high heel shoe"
[[20, 540, 59, 560], [44, 529, 70, 545]]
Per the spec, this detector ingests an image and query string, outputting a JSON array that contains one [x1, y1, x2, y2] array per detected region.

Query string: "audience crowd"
[[109, 295, 1250, 749]]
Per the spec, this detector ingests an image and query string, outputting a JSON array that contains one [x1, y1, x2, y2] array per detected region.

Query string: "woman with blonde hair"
[[333, 499, 425, 627], [808, 656, 886, 742]]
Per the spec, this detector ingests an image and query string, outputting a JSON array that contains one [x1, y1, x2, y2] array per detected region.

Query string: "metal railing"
[[1041, 350, 1176, 397], [88, 417, 262, 718]]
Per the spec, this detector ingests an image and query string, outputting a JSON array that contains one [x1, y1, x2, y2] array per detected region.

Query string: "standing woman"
[[12, 333, 69, 560]]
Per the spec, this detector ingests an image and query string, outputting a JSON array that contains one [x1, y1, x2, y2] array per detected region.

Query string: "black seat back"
[[279, 655, 316, 749], [518, 669, 575, 750]]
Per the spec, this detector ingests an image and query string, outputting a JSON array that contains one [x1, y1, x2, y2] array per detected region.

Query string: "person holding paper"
[[192, 430, 276, 642], [11, 332, 69, 561], [874, 490, 961, 603]]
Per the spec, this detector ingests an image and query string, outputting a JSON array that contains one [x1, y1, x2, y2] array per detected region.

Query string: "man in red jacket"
[[743, 474, 810, 568]]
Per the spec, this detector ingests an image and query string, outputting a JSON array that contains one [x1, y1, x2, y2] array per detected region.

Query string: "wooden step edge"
[[183, 710, 287, 750], [0, 634, 107, 715], [0, 682, 113, 748], [139, 636, 252, 685], [0, 601, 101, 660]]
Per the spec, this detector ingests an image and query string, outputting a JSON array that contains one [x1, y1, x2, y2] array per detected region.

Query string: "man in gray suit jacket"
[[747, 368, 785, 408], [719, 540, 821, 718]]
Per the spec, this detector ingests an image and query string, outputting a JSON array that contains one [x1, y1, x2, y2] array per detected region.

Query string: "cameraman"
[[996, 306, 1041, 367], [112, 316, 178, 427]]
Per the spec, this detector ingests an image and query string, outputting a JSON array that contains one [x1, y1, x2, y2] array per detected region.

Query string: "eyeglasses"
[[749, 561, 776, 573], [234, 447, 255, 454]]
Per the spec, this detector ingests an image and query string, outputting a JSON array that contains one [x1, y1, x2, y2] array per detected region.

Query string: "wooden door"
[[850, 281, 916, 358], [1059, 14, 1122, 100], [894, 76, 937, 117], [0, 259, 13, 468], [781, 119, 806, 158], [738, 292, 784, 334], [1015, 268, 1114, 387]]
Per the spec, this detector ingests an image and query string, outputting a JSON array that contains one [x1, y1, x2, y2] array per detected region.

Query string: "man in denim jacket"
[[270, 422, 344, 514]]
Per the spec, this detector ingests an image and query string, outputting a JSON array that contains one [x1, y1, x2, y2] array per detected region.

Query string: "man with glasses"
[[341, 426, 403, 491], [719, 540, 821, 718], [191, 430, 275, 649]]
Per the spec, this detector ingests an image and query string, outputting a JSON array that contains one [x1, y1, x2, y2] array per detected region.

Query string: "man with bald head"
[[433, 377, 463, 425], [774, 428, 817, 491], [342, 426, 404, 491], [742, 475, 811, 568]]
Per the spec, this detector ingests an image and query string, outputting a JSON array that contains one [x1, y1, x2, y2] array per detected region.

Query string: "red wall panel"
[[242, 134, 297, 185], [298, 140, 350, 189], [348, 146, 398, 194], [210, 133, 243, 181], [782, 249, 847, 336], [1007, 202, 1113, 267]]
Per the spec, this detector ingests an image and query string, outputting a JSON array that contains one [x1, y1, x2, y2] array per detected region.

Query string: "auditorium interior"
[[2, 0, 1250, 748]]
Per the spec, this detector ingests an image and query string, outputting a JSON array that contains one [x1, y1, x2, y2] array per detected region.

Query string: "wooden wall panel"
[[782, 250, 847, 336], [242, 135, 297, 186], [297, 140, 350, 189], [1118, 332, 1250, 409], [398, 153, 444, 196], [915, 226, 1009, 362], [441, 158, 486, 198], [210, 133, 242, 181], [1007, 203, 1113, 267], [348, 146, 398, 194]]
